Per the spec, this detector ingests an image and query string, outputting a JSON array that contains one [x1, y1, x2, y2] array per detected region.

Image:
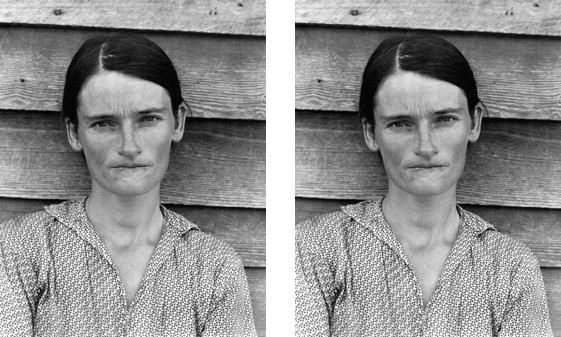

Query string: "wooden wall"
[[295, 0, 561, 334], [0, 1, 265, 336]]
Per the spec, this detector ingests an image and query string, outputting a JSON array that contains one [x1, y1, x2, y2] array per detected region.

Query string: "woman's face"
[[363, 71, 482, 198], [66, 71, 186, 198]]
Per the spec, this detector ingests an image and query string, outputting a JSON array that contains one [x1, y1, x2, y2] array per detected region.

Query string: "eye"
[[140, 115, 160, 123], [91, 121, 112, 128], [436, 115, 456, 123], [387, 121, 409, 128]]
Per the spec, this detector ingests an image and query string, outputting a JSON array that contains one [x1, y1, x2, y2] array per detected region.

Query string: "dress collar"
[[43, 198, 199, 262], [341, 198, 496, 310], [340, 198, 495, 249], [44, 198, 198, 236]]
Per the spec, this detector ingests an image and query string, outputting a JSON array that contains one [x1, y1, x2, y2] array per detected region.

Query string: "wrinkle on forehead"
[[78, 71, 170, 118], [375, 71, 467, 119]]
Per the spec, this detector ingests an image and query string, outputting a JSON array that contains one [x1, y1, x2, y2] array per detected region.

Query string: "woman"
[[295, 33, 552, 336], [0, 33, 257, 336]]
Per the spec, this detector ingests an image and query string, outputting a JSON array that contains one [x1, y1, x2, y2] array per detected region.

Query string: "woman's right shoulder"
[[295, 209, 356, 259], [297, 210, 352, 237], [1, 210, 53, 231], [0, 209, 55, 250]]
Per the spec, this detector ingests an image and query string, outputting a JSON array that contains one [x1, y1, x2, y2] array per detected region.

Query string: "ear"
[[65, 117, 83, 152], [361, 117, 379, 152], [468, 103, 484, 143], [171, 102, 187, 143]]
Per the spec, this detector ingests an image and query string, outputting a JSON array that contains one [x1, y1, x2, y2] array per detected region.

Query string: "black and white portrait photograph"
[[0, 1, 265, 336], [295, 1, 561, 336]]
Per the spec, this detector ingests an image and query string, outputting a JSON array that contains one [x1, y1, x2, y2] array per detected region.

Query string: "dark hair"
[[359, 33, 482, 126], [62, 33, 185, 126]]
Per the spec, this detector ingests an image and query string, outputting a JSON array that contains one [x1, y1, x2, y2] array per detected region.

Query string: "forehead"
[[375, 71, 467, 117], [78, 71, 171, 116]]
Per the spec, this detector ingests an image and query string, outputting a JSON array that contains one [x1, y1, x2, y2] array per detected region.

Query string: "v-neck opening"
[[125, 215, 174, 311], [343, 199, 477, 313]]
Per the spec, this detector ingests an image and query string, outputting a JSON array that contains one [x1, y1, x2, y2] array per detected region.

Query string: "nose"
[[118, 123, 141, 158], [414, 123, 438, 157]]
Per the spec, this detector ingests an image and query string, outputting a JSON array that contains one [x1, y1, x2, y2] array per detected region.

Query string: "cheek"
[[377, 135, 406, 165], [78, 132, 120, 170], [77, 133, 105, 162], [150, 131, 174, 161], [444, 133, 469, 172]]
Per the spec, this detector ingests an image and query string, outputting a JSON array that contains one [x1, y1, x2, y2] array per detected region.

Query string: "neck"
[[85, 183, 163, 248], [383, 183, 460, 248]]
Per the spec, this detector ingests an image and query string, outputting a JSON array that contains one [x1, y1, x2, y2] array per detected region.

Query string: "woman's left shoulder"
[[460, 207, 538, 267], [163, 207, 242, 264]]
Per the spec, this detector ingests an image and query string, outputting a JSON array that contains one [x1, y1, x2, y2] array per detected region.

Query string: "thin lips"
[[112, 164, 149, 168], [408, 164, 446, 168]]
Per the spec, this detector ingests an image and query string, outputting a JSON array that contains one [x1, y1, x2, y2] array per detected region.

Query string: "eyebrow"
[[433, 108, 463, 115], [379, 108, 464, 123], [82, 107, 168, 121], [137, 107, 168, 115]]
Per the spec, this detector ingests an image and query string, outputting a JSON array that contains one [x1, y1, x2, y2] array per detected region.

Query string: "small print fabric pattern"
[[0, 198, 257, 337], [296, 198, 553, 337]]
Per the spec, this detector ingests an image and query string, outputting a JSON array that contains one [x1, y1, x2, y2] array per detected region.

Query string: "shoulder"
[[1, 209, 53, 229], [461, 208, 539, 271], [0, 204, 65, 266], [296, 207, 355, 249], [1, 208, 55, 245], [297, 209, 353, 239], [164, 208, 243, 266], [296, 200, 380, 245], [296, 202, 369, 266]]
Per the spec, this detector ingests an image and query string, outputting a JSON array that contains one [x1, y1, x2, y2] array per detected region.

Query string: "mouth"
[[408, 165, 446, 169], [111, 164, 150, 169]]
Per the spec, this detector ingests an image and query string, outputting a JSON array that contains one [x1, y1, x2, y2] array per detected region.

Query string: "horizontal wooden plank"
[[0, 26, 265, 120], [246, 268, 266, 337], [295, 110, 561, 208], [0, 0, 265, 36], [543, 268, 561, 336], [296, 26, 561, 120], [296, 198, 561, 267], [296, 0, 561, 37], [0, 111, 265, 208], [0, 197, 265, 267]]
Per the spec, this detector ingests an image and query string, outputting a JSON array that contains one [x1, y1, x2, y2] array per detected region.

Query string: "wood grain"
[[0, 111, 265, 208], [543, 268, 561, 336], [246, 268, 266, 337], [0, 26, 265, 120], [0, 197, 265, 267], [296, 198, 561, 267], [296, 0, 561, 37], [296, 26, 561, 120], [295, 110, 561, 208], [0, 0, 265, 36]]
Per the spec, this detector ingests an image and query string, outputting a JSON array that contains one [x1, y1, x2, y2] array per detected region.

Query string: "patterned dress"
[[296, 198, 553, 337], [0, 198, 257, 337]]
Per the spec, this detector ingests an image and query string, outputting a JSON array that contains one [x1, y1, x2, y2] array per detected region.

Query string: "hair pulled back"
[[62, 33, 184, 125]]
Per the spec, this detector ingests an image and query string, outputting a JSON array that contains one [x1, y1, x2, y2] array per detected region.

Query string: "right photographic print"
[[295, 1, 561, 336]]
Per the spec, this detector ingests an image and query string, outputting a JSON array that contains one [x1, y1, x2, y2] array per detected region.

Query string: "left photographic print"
[[0, 1, 265, 336]]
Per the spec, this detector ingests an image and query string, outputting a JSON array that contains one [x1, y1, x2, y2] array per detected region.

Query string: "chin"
[[406, 182, 456, 197], [100, 180, 160, 197]]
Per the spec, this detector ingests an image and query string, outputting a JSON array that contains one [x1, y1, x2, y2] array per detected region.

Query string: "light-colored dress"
[[296, 198, 552, 337], [0, 198, 257, 337]]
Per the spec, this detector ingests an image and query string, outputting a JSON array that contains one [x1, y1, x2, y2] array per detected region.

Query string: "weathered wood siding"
[[295, 1, 561, 334], [0, 2, 265, 336]]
